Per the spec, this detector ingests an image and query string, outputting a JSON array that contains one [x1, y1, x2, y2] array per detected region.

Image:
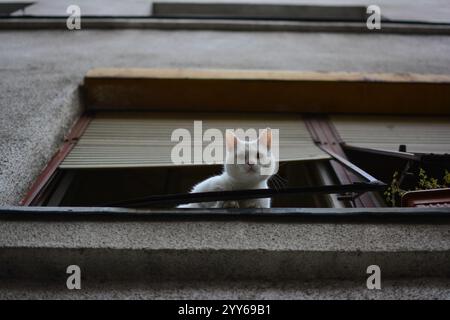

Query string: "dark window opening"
[[34, 160, 342, 208], [345, 147, 450, 207]]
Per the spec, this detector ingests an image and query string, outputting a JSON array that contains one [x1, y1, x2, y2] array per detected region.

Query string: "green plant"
[[443, 170, 450, 185], [385, 168, 450, 207], [384, 171, 405, 207], [417, 168, 441, 190]]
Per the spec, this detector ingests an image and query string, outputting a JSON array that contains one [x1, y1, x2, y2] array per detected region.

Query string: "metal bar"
[[342, 144, 421, 161], [46, 171, 75, 206], [317, 145, 381, 184], [315, 161, 346, 208], [103, 182, 385, 208], [0, 206, 449, 219]]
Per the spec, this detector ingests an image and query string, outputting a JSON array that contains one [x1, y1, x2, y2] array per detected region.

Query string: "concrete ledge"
[[2, 205, 450, 218], [1, 278, 448, 299], [1, 247, 449, 282], [0, 207, 449, 283]]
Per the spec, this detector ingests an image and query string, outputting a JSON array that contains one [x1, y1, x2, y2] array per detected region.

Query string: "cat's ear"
[[225, 130, 237, 151], [259, 128, 272, 151]]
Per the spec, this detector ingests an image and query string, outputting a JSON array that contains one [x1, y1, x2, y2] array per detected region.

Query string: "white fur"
[[178, 129, 276, 209]]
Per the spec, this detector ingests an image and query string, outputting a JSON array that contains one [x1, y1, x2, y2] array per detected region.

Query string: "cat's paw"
[[245, 204, 264, 209], [241, 199, 270, 209], [222, 200, 240, 208], [248, 205, 263, 209]]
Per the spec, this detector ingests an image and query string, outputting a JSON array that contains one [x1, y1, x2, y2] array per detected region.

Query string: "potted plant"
[[385, 168, 450, 207]]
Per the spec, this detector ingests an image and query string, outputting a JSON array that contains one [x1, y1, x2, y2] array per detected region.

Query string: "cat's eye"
[[256, 152, 260, 160]]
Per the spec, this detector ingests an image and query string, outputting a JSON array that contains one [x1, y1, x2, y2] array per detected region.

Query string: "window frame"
[[21, 68, 450, 210], [21, 112, 384, 208]]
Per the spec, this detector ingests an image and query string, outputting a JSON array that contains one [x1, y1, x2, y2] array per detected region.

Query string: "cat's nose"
[[246, 163, 255, 172]]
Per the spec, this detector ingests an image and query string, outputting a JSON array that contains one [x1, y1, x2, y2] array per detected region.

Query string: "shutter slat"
[[60, 113, 329, 169], [332, 116, 450, 154]]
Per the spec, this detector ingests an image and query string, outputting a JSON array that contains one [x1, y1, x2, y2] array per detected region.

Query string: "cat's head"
[[224, 128, 276, 183]]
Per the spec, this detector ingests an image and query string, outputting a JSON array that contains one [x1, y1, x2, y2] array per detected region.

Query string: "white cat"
[[178, 128, 276, 208]]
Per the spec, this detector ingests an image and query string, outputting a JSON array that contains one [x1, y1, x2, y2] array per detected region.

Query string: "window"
[[22, 68, 450, 209], [27, 112, 342, 208]]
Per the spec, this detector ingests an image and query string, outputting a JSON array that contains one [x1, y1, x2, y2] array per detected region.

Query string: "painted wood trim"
[[20, 115, 92, 206], [86, 68, 450, 83], [84, 68, 450, 115], [304, 115, 379, 208]]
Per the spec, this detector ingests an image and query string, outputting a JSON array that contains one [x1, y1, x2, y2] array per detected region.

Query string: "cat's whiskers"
[[275, 173, 288, 184], [269, 174, 284, 191], [269, 178, 278, 191], [270, 173, 287, 191]]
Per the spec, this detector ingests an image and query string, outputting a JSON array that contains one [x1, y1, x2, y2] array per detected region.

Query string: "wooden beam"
[[84, 68, 450, 115], [304, 116, 380, 208]]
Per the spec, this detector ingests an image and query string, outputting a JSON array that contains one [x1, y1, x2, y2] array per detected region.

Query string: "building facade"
[[0, 0, 449, 299]]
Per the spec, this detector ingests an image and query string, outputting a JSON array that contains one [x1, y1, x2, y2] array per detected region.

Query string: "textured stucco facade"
[[1, 1, 450, 299]]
